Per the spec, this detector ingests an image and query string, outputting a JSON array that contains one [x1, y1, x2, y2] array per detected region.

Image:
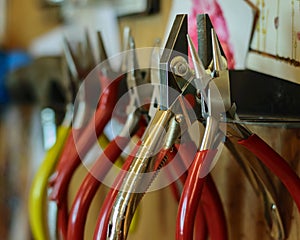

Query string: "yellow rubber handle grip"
[[28, 125, 70, 240]]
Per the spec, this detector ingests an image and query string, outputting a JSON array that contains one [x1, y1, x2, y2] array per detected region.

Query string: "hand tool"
[[176, 29, 228, 240], [67, 32, 149, 240], [105, 14, 227, 240], [28, 56, 74, 240], [102, 14, 224, 240], [176, 14, 300, 240], [48, 31, 122, 239], [197, 13, 288, 240], [28, 104, 72, 240], [92, 36, 165, 240]]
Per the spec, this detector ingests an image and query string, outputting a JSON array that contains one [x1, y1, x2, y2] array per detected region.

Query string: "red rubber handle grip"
[[50, 75, 123, 239], [175, 142, 208, 240], [201, 174, 228, 240], [193, 202, 208, 240], [67, 135, 130, 240], [238, 134, 300, 211], [50, 75, 122, 203], [176, 149, 217, 240]]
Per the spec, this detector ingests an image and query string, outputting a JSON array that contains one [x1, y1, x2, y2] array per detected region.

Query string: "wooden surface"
[[117, 0, 172, 47], [4, 1, 61, 49], [3, 0, 172, 50], [213, 125, 300, 240]]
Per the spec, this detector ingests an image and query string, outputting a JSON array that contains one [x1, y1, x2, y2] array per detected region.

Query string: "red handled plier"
[[176, 28, 229, 240], [48, 31, 122, 239], [67, 32, 151, 240], [103, 14, 227, 240], [177, 15, 300, 240]]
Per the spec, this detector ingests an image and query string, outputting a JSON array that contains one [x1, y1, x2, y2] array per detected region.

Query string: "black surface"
[[230, 70, 300, 120]]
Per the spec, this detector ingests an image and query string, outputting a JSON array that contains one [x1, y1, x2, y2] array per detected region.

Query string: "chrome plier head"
[[121, 29, 150, 118], [187, 15, 230, 151]]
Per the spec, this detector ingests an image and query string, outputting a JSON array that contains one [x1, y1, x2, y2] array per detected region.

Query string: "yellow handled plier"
[[28, 103, 73, 240]]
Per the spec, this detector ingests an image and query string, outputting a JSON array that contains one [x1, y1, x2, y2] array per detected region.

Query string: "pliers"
[[196, 14, 288, 240], [28, 29, 97, 239], [28, 51, 76, 240], [176, 25, 230, 240], [104, 14, 227, 240], [67, 30, 150, 240], [177, 14, 300, 240], [28, 94, 73, 240], [92, 36, 163, 240], [48, 31, 121, 239], [159, 16, 228, 239]]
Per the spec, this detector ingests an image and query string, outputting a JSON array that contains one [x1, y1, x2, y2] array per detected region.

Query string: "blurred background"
[[0, 1, 176, 239]]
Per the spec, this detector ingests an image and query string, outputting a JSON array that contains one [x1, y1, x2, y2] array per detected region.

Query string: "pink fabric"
[[189, 0, 235, 69]]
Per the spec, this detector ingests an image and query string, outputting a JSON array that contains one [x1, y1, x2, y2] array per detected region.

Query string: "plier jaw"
[[209, 28, 231, 114], [187, 32, 228, 152], [188, 23, 249, 143], [124, 35, 144, 116], [190, 29, 230, 116], [160, 14, 188, 110]]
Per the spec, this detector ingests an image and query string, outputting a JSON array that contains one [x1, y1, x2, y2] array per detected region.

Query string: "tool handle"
[[164, 147, 183, 202], [49, 74, 122, 203], [93, 140, 142, 240], [173, 142, 209, 240], [176, 149, 217, 240], [57, 201, 68, 239], [67, 135, 130, 240], [238, 134, 300, 212], [51, 76, 123, 240], [202, 174, 228, 240], [193, 202, 208, 240], [28, 125, 70, 240]]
